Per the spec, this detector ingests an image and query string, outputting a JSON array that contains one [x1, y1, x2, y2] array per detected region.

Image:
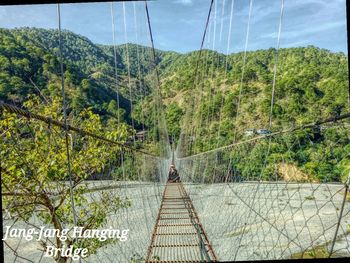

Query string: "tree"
[[1, 94, 131, 262], [165, 102, 184, 140]]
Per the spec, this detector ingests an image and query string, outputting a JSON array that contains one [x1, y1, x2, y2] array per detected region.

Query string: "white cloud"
[[173, 0, 194, 6]]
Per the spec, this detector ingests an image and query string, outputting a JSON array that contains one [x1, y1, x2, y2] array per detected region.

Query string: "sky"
[[0, 0, 348, 54]]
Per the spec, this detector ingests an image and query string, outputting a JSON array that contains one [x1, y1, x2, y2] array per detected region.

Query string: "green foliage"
[[156, 45, 349, 183], [165, 102, 184, 140], [1, 91, 133, 261], [1, 27, 349, 187], [0, 28, 139, 129]]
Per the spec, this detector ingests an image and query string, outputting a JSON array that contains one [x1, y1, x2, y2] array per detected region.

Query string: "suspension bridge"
[[1, 0, 350, 262]]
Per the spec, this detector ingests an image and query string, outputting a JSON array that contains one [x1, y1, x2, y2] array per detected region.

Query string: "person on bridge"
[[168, 164, 180, 183]]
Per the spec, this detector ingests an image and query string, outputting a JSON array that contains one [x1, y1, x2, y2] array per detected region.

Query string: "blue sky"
[[0, 0, 347, 54]]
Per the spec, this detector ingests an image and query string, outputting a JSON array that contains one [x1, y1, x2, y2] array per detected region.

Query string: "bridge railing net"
[[0, 0, 173, 261], [0, 105, 171, 262], [176, 118, 350, 261]]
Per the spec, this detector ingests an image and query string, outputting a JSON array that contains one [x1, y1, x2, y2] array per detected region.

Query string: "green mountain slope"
[[0, 27, 349, 182], [150, 47, 349, 141], [0, 28, 138, 127], [2, 28, 346, 140]]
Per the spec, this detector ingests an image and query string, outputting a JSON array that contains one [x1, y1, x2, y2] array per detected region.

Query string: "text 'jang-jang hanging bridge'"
[[1, 0, 350, 262]]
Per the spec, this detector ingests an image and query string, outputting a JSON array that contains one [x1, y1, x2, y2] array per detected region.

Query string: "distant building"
[[244, 129, 255, 136], [244, 129, 272, 136], [135, 130, 147, 142], [256, 129, 272, 135]]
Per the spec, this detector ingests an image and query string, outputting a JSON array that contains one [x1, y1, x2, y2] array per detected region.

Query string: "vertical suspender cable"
[[145, 0, 160, 150], [233, 1, 284, 259], [57, 2, 78, 246], [133, 2, 145, 131], [204, 0, 216, 129], [206, 0, 217, 128], [192, 26, 212, 155], [110, 2, 129, 227], [122, 2, 136, 142], [214, 0, 235, 166], [269, 0, 284, 129], [216, 0, 235, 138], [144, 0, 170, 156], [219, 0, 226, 42], [184, 0, 214, 156], [233, 0, 253, 142], [111, 2, 121, 125], [225, 0, 235, 80], [141, 4, 157, 147], [193, 1, 214, 150]]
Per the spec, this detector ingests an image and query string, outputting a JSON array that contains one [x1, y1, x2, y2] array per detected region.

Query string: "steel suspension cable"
[[203, 0, 225, 184], [233, 4, 285, 248], [110, 1, 121, 124], [233, 0, 253, 142], [207, 0, 218, 128], [178, 111, 350, 160], [215, 0, 235, 147], [144, 0, 161, 91], [179, 0, 214, 156], [57, 3, 78, 233], [225, 0, 235, 87], [144, 0, 171, 156], [209, 0, 234, 189], [132, 1, 145, 131], [269, 0, 285, 129], [191, 2, 215, 155], [0, 101, 158, 157], [122, 2, 136, 142], [205, 0, 217, 129], [219, 0, 226, 43], [141, 3, 157, 147]]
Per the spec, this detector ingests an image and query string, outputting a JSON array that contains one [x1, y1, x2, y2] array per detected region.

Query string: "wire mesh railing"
[[176, 115, 350, 261], [1, 99, 171, 262], [1, 0, 172, 261]]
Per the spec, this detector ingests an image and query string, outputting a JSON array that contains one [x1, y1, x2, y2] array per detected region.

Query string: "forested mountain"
[[1, 27, 349, 182], [134, 45, 348, 149], [0, 28, 153, 128], [99, 43, 179, 77], [1, 27, 348, 136], [153, 47, 349, 183]]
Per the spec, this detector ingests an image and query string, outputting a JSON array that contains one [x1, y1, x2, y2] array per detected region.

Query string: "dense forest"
[[1, 26, 349, 262], [0, 27, 165, 262], [164, 47, 349, 183], [1, 27, 349, 184]]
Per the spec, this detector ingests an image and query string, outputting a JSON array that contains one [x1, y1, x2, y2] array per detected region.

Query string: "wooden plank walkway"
[[146, 182, 218, 262]]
